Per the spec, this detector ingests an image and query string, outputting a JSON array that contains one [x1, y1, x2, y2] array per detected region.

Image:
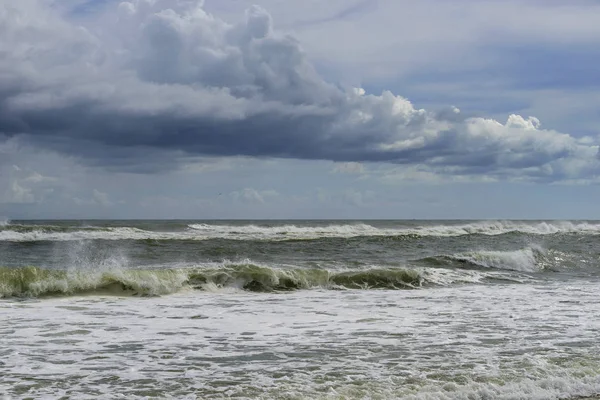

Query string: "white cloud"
[[0, 165, 56, 204], [213, 0, 600, 80], [0, 0, 598, 186], [3, 180, 35, 204], [505, 115, 541, 131], [23, 171, 56, 184], [92, 189, 111, 206], [379, 165, 499, 185]]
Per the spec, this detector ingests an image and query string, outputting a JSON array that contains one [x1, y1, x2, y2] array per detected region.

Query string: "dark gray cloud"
[[0, 0, 599, 182]]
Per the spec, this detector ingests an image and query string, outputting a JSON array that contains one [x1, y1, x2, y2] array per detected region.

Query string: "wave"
[[187, 222, 388, 238], [0, 226, 161, 242], [0, 252, 540, 299], [0, 224, 114, 233], [0, 217, 9, 227], [0, 264, 430, 298], [2, 220, 600, 242], [4, 242, 554, 298], [398, 220, 600, 237], [438, 246, 546, 272]]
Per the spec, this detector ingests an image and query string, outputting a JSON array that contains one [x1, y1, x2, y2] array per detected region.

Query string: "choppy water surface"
[[1, 220, 600, 399]]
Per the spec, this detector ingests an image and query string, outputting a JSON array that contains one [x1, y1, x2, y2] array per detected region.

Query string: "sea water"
[[1, 220, 600, 399]]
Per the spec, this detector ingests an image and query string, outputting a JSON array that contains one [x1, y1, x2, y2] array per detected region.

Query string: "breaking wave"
[[2, 220, 600, 242], [0, 264, 428, 298], [0, 251, 544, 299], [0, 226, 159, 242], [187, 221, 600, 239], [440, 246, 547, 272]]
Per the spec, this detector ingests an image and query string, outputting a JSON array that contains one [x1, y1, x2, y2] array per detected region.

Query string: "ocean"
[[1, 219, 600, 399]]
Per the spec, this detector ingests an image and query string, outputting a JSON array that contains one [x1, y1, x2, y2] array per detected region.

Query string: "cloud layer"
[[0, 0, 599, 182]]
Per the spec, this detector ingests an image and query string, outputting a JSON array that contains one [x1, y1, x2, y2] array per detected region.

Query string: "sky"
[[1, 0, 600, 219]]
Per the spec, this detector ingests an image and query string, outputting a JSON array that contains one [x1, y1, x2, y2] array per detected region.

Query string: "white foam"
[[450, 246, 547, 272], [2, 221, 600, 242], [188, 222, 385, 239], [421, 267, 524, 285], [0, 227, 171, 242], [2, 280, 600, 399], [187, 220, 600, 241], [0, 217, 9, 227], [410, 220, 600, 236]]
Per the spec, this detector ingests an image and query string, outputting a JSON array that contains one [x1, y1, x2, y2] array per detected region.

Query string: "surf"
[[445, 246, 546, 272], [2, 220, 600, 242], [0, 264, 428, 298]]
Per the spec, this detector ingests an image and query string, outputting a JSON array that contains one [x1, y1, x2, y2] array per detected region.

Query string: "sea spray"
[[0, 264, 426, 298], [448, 246, 546, 272], [0, 266, 189, 297]]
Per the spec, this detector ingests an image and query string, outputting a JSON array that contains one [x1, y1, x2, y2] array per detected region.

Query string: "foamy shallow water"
[[2, 282, 600, 399]]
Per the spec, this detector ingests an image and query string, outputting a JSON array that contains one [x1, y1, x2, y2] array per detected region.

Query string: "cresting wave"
[[188, 221, 600, 238], [0, 226, 153, 241], [446, 246, 547, 273], [0, 264, 425, 298], [0, 248, 544, 299], [2, 220, 600, 242]]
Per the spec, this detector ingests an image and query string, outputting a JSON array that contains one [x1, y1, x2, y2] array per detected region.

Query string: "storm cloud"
[[1, 0, 599, 182]]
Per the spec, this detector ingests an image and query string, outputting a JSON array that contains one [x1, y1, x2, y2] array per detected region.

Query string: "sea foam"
[[1, 220, 600, 242]]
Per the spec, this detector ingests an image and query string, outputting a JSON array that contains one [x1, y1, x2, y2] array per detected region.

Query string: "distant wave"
[[187, 222, 389, 239], [2, 221, 600, 242], [0, 224, 115, 233], [189, 221, 599, 240], [0, 226, 159, 242], [0, 217, 9, 227]]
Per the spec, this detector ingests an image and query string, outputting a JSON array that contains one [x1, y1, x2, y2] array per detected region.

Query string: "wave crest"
[[0, 266, 189, 298], [0, 264, 427, 298], [446, 246, 546, 272], [2, 220, 600, 242], [0, 226, 153, 242]]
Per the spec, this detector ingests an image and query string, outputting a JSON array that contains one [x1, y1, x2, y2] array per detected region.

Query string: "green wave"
[[0, 265, 423, 298]]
